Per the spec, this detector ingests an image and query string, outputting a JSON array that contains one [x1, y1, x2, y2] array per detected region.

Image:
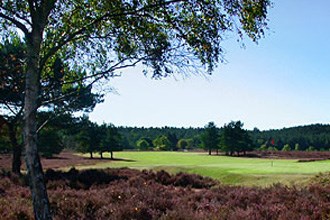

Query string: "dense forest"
[[1, 119, 330, 158], [250, 124, 330, 151], [117, 123, 330, 151], [117, 126, 204, 150]]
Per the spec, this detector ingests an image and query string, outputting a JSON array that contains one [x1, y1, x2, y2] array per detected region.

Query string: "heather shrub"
[[0, 177, 12, 191], [0, 198, 33, 220], [171, 172, 216, 188], [45, 168, 65, 181], [155, 170, 172, 185], [45, 168, 128, 189], [151, 170, 218, 188], [44, 168, 217, 190], [309, 172, 330, 187], [0, 177, 33, 220], [0, 169, 28, 187], [2, 168, 330, 219], [159, 207, 205, 220], [76, 169, 126, 188], [253, 150, 330, 159]]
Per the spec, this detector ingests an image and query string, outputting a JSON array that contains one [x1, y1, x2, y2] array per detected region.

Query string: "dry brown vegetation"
[[1, 168, 330, 219]]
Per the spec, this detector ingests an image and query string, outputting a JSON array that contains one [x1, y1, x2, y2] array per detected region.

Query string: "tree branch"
[[0, 6, 32, 26], [40, 0, 186, 71], [36, 117, 51, 133], [37, 58, 144, 108], [0, 12, 29, 35], [2, 101, 23, 117], [27, 0, 36, 18], [59, 57, 144, 86], [40, 29, 88, 69]]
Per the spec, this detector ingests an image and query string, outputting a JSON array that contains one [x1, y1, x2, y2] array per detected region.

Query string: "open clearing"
[[75, 151, 330, 186]]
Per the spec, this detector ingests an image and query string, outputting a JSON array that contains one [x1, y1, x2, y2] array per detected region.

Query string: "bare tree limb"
[[0, 12, 29, 35], [0, 6, 32, 26], [36, 117, 51, 133]]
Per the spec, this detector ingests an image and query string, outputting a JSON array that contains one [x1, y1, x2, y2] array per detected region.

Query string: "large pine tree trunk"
[[24, 30, 52, 220]]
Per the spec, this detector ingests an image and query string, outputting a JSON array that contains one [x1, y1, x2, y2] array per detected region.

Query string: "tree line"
[[118, 126, 204, 150], [200, 121, 253, 155], [117, 123, 330, 154], [250, 124, 330, 151], [0, 114, 125, 161], [2, 119, 330, 164]]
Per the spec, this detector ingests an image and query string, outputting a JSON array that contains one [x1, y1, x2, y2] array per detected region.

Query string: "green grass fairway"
[[77, 152, 330, 187]]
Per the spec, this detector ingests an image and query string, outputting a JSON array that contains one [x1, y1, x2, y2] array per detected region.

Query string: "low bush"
[[309, 172, 330, 187], [45, 168, 128, 189], [44, 168, 217, 190], [1, 168, 330, 219], [171, 172, 216, 188], [252, 150, 330, 160], [297, 158, 330, 162]]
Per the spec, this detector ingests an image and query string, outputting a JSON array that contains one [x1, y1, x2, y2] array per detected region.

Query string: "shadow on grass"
[[109, 158, 136, 162], [42, 154, 136, 163], [43, 156, 70, 160], [84, 157, 136, 162]]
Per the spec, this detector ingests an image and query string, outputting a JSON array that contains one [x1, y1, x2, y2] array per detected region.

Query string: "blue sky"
[[89, 0, 330, 130]]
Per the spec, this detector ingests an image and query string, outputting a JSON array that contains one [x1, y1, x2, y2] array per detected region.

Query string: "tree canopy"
[[0, 0, 270, 78], [100, 123, 123, 159], [0, 37, 102, 174], [249, 124, 330, 151], [201, 122, 220, 155], [220, 120, 252, 155]]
